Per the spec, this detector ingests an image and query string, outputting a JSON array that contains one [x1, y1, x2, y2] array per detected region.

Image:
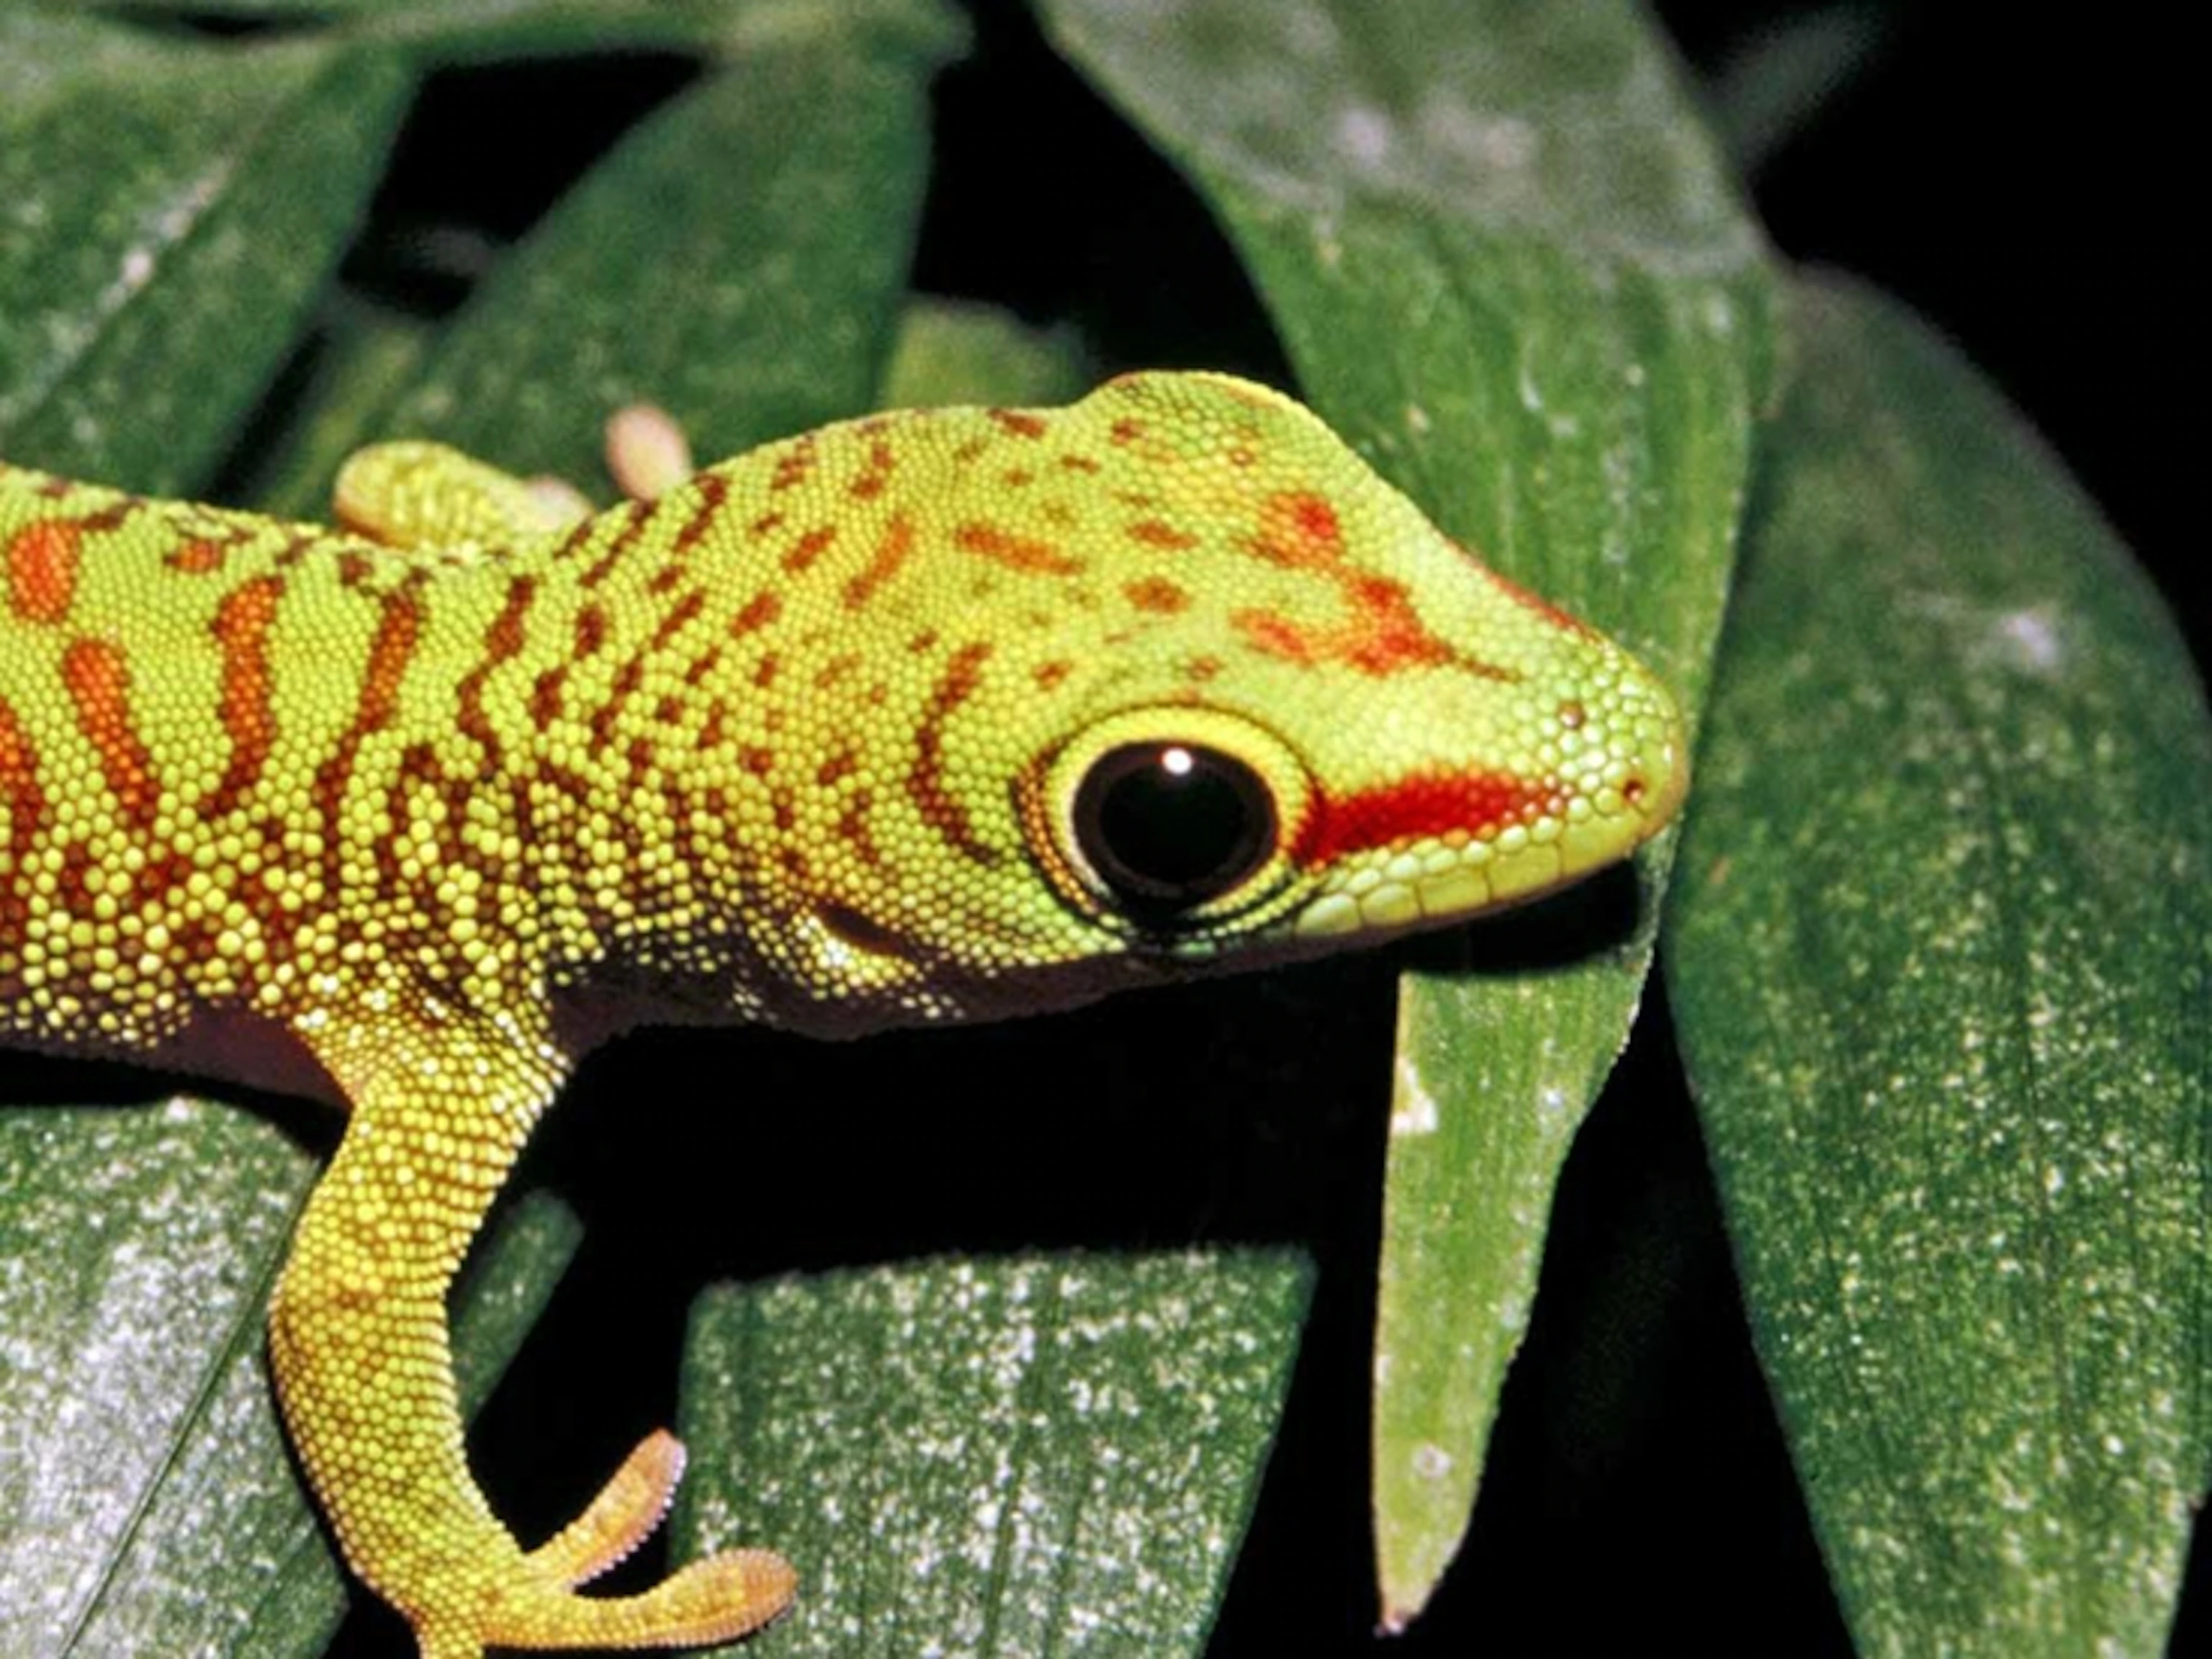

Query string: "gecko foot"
[[410, 1542, 798, 1658], [527, 1428, 689, 1586]]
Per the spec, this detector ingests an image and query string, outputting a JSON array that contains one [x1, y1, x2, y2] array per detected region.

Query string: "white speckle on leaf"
[[1334, 104, 1395, 168], [1391, 1057, 1440, 1136], [1994, 605, 2064, 674]]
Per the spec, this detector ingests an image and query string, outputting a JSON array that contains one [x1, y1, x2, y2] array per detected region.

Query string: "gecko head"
[[727, 371, 1686, 1032]]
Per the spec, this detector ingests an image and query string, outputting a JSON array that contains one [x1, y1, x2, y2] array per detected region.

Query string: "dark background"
[[227, 2, 2191, 1653]]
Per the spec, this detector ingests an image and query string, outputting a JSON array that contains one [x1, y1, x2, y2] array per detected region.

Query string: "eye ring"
[[1024, 707, 1315, 937]]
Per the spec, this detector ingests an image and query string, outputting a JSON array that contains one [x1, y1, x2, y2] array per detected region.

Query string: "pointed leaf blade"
[[675, 1251, 1312, 1658], [1667, 275, 2211, 1655]]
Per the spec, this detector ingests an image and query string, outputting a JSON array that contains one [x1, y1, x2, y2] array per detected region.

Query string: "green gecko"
[[0, 372, 1686, 1656]]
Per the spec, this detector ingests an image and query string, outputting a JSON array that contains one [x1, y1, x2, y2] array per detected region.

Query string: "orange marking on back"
[[730, 590, 782, 639], [580, 498, 654, 589], [529, 666, 566, 731], [907, 641, 999, 868], [1033, 660, 1073, 690], [649, 588, 706, 650], [1123, 576, 1190, 614], [61, 639, 161, 830], [782, 525, 839, 573], [770, 439, 817, 494], [588, 659, 645, 757], [8, 521, 79, 622], [575, 605, 610, 658], [1231, 490, 1506, 679], [672, 474, 729, 557], [456, 574, 538, 775], [202, 575, 285, 817], [0, 696, 49, 931], [953, 522, 1084, 577], [990, 410, 1048, 440], [835, 788, 881, 866], [842, 516, 913, 610], [313, 588, 423, 883], [1127, 519, 1197, 550], [848, 438, 896, 500]]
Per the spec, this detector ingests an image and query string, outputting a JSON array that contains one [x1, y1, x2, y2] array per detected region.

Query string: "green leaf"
[[1038, 0, 1773, 1622], [881, 300, 1094, 412], [0, 1099, 579, 1656], [1666, 275, 2211, 1654], [377, 22, 953, 491], [673, 1251, 1312, 1658], [0, 12, 412, 493]]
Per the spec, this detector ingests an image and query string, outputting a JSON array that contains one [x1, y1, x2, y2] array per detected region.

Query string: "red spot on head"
[[1109, 418, 1146, 446], [1182, 655, 1223, 683], [1127, 519, 1199, 550], [953, 522, 1084, 576], [1229, 490, 1499, 679], [1123, 575, 1191, 613], [1034, 660, 1074, 690], [1294, 770, 1558, 866]]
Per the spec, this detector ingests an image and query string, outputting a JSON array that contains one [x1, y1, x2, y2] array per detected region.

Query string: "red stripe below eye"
[[1292, 770, 1559, 865]]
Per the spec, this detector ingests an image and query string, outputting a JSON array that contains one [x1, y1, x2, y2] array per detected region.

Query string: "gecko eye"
[[1027, 706, 1315, 939], [1072, 743, 1278, 922]]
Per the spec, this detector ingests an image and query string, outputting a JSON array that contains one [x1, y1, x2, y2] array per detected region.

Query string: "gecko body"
[[0, 373, 1685, 1656]]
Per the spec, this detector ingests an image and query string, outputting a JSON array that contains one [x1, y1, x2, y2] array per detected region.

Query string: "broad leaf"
[[1038, 0, 1772, 1621], [1668, 276, 2211, 1654], [0, 12, 410, 493], [0, 1099, 578, 1655], [675, 1251, 1311, 1658]]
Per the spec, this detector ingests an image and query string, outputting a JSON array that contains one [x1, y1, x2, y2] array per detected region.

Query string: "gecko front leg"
[[271, 1006, 794, 1657]]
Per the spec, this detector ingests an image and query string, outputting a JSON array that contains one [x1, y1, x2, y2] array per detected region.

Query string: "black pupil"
[[1072, 742, 1277, 923]]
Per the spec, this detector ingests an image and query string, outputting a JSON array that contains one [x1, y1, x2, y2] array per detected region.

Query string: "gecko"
[[0, 372, 1686, 1657]]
